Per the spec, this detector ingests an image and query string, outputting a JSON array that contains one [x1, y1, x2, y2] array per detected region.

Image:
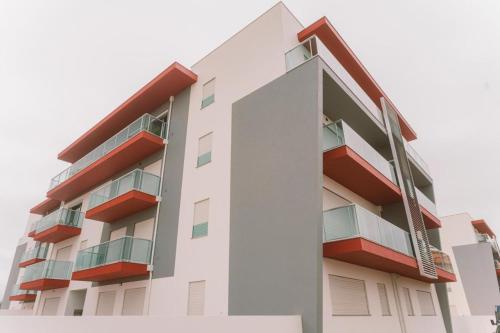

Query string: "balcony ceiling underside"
[[421, 206, 442, 229], [33, 225, 81, 243], [299, 17, 417, 141], [47, 132, 164, 202], [85, 190, 158, 223], [58, 62, 197, 163], [9, 294, 37, 302], [323, 146, 401, 205], [30, 197, 60, 215], [72, 262, 149, 282], [472, 219, 496, 238], [18, 258, 45, 268], [324, 238, 455, 283], [20, 279, 70, 291]]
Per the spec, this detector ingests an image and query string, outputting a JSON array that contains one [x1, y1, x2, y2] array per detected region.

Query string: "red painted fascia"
[[30, 198, 60, 215], [20, 279, 69, 291], [298, 17, 417, 141], [58, 62, 197, 163], [47, 131, 164, 202], [472, 219, 496, 238], [323, 145, 402, 205], [85, 190, 158, 223], [420, 206, 442, 229], [72, 262, 149, 282], [436, 267, 456, 282], [33, 225, 81, 243], [18, 257, 45, 268], [9, 294, 37, 302]]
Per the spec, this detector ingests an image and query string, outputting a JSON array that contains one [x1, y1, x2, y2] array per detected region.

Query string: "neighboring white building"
[[440, 213, 500, 332], [2, 3, 461, 333]]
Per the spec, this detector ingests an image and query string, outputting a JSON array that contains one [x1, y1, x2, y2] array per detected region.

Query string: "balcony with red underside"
[[323, 146, 401, 205], [18, 258, 45, 268], [72, 262, 149, 282], [323, 238, 455, 283], [47, 132, 165, 202], [472, 219, 496, 238], [421, 206, 442, 229], [20, 279, 70, 291], [30, 198, 60, 215], [33, 225, 81, 243], [85, 190, 158, 223], [9, 294, 36, 302]]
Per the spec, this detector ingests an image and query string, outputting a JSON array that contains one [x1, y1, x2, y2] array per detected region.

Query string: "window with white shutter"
[[122, 287, 146, 315], [329, 275, 370, 315], [417, 290, 436, 316], [187, 280, 206, 315], [192, 199, 209, 238], [95, 291, 116, 316], [377, 283, 391, 316], [201, 78, 215, 108], [402, 287, 415, 316], [197, 133, 213, 167]]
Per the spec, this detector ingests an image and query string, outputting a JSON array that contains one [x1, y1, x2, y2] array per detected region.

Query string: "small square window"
[[197, 133, 212, 167], [201, 78, 215, 109]]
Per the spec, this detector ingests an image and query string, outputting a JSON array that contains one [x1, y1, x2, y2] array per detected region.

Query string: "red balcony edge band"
[[27, 230, 36, 238], [471, 219, 496, 238], [72, 262, 149, 282], [496, 269, 500, 277], [33, 225, 81, 243], [420, 206, 442, 229], [85, 190, 158, 223], [47, 131, 165, 202], [323, 145, 402, 205], [20, 279, 70, 291], [436, 267, 456, 283], [9, 294, 37, 302], [298, 17, 417, 141], [58, 62, 197, 163], [30, 197, 60, 215], [18, 258, 45, 268]]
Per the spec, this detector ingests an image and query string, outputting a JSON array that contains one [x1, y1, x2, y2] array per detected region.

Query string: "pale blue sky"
[[1, 0, 499, 297]]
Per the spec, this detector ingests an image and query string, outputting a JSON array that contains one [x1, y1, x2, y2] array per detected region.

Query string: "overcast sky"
[[1, 0, 499, 297]]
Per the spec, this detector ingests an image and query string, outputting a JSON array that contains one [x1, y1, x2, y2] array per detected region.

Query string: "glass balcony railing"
[[323, 120, 398, 184], [286, 36, 384, 124], [74, 236, 152, 272], [22, 260, 73, 283], [404, 139, 431, 177], [50, 114, 166, 190], [35, 208, 83, 234], [323, 204, 414, 257], [415, 187, 437, 215], [20, 245, 49, 263], [476, 233, 500, 256], [10, 285, 36, 297], [430, 246, 454, 273], [88, 169, 160, 210]]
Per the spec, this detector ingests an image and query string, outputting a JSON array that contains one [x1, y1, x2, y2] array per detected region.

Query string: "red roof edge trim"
[[472, 219, 496, 238], [298, 17, 417, 141]]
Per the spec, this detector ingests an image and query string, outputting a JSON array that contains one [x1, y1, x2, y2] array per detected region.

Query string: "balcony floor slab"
[[20, 279, 69, 291], [72, 262, 149, 282], [9, 294, 37, 302], [18, 258, 45, 268], [33, 225, 81, 243]]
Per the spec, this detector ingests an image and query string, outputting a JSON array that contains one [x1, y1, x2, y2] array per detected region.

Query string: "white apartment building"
[[2, 3, 459, 333]]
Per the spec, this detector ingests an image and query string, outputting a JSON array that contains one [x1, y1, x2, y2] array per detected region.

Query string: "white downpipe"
[[391, 274, 407, 333], [145, 95, 174, 315]]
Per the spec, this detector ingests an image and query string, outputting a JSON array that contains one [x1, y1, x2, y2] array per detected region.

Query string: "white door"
[[95, 291, 116, 316], [110, 227, 127, 241], [41, 297, 60, 316], [122, 287, 146, 315], [133, 219, 154, 240]]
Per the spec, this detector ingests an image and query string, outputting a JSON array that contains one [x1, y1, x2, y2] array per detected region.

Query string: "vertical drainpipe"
[[145, 95, 174, 315], [391, 274, 408, 333]]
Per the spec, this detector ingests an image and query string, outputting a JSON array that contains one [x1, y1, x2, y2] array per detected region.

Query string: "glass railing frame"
[[323, 204, 415, 258], [10, 284, 37, 297], [20, 245, 49, 263], [430, 246, 454, 274], [49, 113, 166, 190], [21, 260, 73, 283], [73, 236, 152, 272], [87, 168, 161, 210], [34, 207, 84, 234]]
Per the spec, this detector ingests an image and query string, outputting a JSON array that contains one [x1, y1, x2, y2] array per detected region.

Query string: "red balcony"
[[33, 225, 81, 243], [19, 260, 72, 291], [29, 197, 60, 215], [32, 208, 83, 244], [20, 279, 70, 291], [9, 294, 37, 302], [48, 129, 165, 202], [472, 219, 496, 238], [18, 246, 49, 268], [85, 169, 160, 223], [72, 236, 151, 282], [421, 206, 442, 229]]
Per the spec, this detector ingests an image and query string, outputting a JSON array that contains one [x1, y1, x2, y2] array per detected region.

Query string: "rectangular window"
[[192, 199, 209, 238], [417, 290, 436, 316], [96, 291, 116, 316], [41, 297, 60, 316], [377, 283, 391, 316], [201, 78, 215, 108], [122, 287, 146, 315], [329, 275, 369, 315], [197, 133, 212, 167], [187, 281, 206, 316], [402, 287, 414, 316]]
